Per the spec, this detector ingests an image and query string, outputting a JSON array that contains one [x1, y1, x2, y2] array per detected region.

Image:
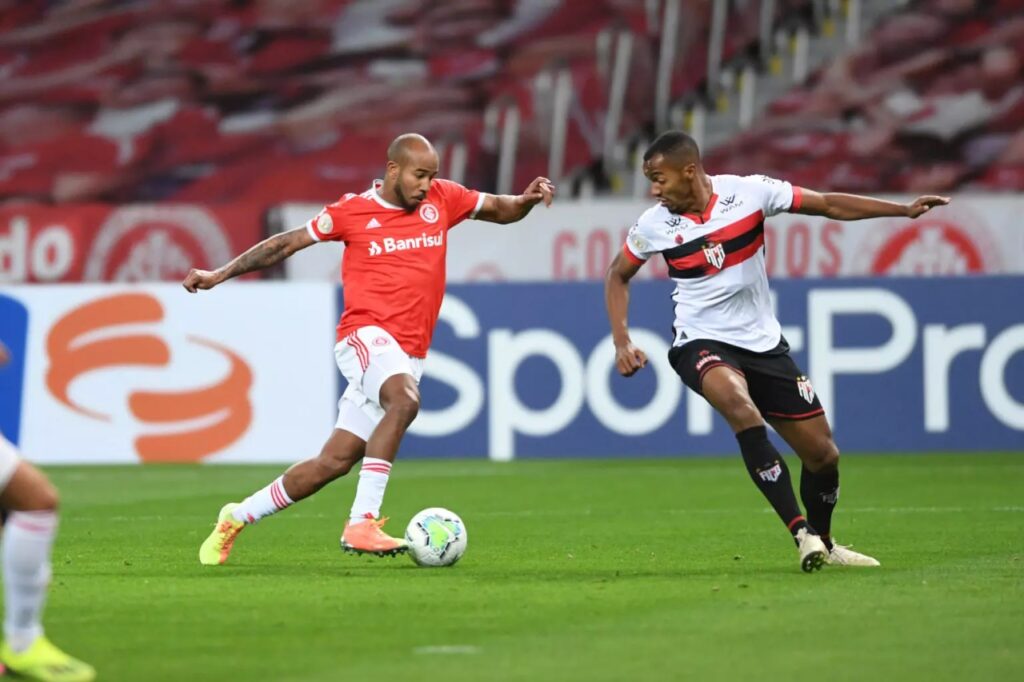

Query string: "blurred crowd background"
[[1, 0, 1020, 216]]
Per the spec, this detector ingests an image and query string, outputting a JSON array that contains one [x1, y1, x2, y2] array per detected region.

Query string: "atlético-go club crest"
[[796, 375, 815, 404], [702, 242, 725, 269]]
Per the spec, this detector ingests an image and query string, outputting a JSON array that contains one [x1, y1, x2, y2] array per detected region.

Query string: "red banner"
[[0, 204, 262, 283]]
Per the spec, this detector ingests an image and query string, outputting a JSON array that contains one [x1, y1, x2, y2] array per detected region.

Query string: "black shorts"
[[668, 337, 825, 421]]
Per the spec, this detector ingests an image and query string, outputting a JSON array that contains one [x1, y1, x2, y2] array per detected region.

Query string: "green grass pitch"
[[34, 453, 1023, 681]]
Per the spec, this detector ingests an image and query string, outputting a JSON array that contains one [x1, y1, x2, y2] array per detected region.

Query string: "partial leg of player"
[[340, 374, 419, 557], [0, 456, 96, 682], [199, 428, 365, 565], [770, 416, 880, 567], [697, 366, 827, 572]]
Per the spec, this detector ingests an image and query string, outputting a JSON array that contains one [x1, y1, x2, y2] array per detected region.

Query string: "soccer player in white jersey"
[[0, 343, 95, 681], [186, 134, 554, 563], [605, 131, 949, 572]]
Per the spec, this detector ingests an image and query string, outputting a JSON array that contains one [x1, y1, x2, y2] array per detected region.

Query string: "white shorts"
[[0, 434, 22, 492], [334, 326, 423, 442]]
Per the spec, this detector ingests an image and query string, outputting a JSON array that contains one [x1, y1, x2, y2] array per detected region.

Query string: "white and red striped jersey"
[[623, 174, 802, 352]]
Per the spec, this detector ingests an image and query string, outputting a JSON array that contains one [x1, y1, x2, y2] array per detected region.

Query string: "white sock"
[[3, 511, 58, 653], [349, 458, 392, 522], [231, 476, 294, 524]]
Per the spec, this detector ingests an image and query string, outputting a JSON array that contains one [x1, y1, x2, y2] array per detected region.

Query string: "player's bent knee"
[[387, 395, 420, 425], [316, 451, 356, 479], [26, 478, 59, 512], [717, 396, 762, 430], [3, 463, 60, 512], [806, 439, 839, 472], [39, 482, 59, 511]]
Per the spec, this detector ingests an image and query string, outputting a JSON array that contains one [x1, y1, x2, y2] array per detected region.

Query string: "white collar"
[[369, 179, 404, 210]]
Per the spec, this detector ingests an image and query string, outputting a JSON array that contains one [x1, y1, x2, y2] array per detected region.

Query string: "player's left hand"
[[906, 195, 950, 219], [520, 177, 556, 207]]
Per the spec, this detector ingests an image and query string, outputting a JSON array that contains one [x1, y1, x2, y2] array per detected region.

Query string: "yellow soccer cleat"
[[0, 637, 96, 682], [341, 514, 408, 557], [199, 502, 245, 566]]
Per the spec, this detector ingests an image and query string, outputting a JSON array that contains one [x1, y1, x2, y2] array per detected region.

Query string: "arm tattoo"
[[217, 231, 301, 279]]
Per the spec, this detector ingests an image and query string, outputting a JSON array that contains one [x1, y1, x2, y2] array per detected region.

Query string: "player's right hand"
[[182, 268, 222, 293], [615, 342, 648, 377]]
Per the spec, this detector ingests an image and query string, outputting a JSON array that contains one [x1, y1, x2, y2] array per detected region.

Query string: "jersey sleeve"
[[304, 195, 355, 243], [621, 209, 661, 265], [433, 178, 485, 228], [744, 175, 802, 217]]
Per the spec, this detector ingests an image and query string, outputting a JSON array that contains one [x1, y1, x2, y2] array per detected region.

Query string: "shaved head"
[[381, 132, 439, 211], [387, 133, 436, 164]]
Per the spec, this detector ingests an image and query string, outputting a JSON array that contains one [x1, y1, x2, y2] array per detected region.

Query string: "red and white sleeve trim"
[[622, 243, 647, 266], [306, 219, 323, 242], [789, 186, 804, 212], [469, 192, 487, 220]]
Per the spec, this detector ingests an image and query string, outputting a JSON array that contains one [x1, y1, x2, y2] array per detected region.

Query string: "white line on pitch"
[[413, 645, 480, 655]]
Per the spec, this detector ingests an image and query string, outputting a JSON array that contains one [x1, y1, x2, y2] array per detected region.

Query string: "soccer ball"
[[404, 507, 467, 567]]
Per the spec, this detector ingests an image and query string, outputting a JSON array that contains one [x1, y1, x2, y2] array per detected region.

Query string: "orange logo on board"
[[45, 293, 252, 462]]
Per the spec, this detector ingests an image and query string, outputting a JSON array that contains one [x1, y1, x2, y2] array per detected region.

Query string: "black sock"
[[800, 465, 839, 549], [736, 426, 810, 539]]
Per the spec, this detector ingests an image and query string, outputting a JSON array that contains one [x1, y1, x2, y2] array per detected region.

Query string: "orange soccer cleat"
[[341, 514, 408, 557]]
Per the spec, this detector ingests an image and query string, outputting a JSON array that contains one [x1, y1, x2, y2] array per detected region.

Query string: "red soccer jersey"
[[305, 178, 484, 358]]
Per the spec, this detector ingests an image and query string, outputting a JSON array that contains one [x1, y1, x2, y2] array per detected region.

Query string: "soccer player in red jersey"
[[606, 131, 949, 572], [186, 134, 554, 563]]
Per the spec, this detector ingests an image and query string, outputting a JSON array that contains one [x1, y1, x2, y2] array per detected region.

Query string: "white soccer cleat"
[[795, 528, 828, 573], [827, 542, 881, 567]]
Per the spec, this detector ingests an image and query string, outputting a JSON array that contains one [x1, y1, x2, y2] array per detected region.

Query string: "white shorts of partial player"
[[0, 434, 21, 490], [334, 326, 424, 442]]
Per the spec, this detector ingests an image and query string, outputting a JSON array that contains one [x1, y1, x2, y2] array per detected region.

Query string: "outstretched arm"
[[605, 251, 648, 377], [474, 176, 555, 224], [794, 189, 950, 221], [182, 226, 316, 292]]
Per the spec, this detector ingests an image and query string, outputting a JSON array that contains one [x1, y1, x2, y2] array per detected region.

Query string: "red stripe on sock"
[[361, 465, 391, 475], [10, 520, 56, 534], [787, 515, 807, 530], [270, 482, 288, 509], [277, 481, 292, 507]]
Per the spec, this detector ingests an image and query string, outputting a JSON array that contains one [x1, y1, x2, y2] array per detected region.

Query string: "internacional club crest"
[[419, 202, 439, 224]]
